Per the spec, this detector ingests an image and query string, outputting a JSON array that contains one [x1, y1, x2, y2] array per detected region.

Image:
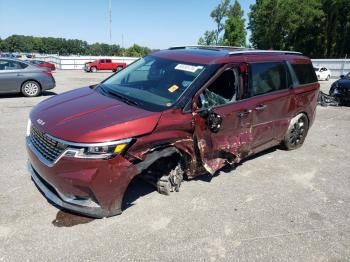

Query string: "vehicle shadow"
[[122, 177, 155, 211], [31, 178, 97, 226], [194, 146, 278, 183], [0, 91, 57, 98], [39, 147, 279, 224]]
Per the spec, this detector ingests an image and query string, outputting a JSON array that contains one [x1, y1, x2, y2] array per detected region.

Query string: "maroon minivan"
[[26, 46, 319, 217]]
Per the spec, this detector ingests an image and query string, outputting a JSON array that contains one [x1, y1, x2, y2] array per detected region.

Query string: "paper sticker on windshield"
[[168, 85, 179, 93], [175, 64, 203, 73]]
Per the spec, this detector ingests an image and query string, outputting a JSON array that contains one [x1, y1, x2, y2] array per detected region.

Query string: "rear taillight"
[[43, 71, 53, 78]]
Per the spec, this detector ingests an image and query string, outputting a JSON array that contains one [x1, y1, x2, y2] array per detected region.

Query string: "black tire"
[[91, 67, 97, 73], [281, 113, 309, 150], [21, 80, 41, 97]]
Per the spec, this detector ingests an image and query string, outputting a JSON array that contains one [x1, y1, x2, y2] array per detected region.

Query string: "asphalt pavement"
[[0, 71, 349, 261]]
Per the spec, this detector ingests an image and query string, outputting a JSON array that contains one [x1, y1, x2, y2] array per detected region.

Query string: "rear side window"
[[249, 62, 288, 97], [291, 63, 317, 84], [106, 59, 111, 63], [0, 60, 28, 70]]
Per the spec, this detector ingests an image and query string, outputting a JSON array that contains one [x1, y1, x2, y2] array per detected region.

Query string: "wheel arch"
[[117, 145, 191, 213], [293, 111, 310, 126], [134, 144, 192, 179]]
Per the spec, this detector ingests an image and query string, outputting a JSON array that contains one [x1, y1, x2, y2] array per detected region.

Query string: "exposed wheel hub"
[[157, 165, 183, 195]]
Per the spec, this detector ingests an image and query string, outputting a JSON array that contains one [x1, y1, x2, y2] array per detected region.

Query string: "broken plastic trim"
[[318, 91, 340, 107]]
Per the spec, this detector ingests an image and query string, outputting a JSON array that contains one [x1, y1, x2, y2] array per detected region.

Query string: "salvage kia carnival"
[[26, 46, 319, 218]]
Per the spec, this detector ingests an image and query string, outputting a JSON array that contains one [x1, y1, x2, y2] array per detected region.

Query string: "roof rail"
[[229, 50, 303, 55], [168, 46, 302, 55], [168, 45, 251, 50]]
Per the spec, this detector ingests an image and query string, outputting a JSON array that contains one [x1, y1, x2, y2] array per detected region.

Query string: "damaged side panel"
[[125, 109, 199, 179], [193, 101, 254, 174]]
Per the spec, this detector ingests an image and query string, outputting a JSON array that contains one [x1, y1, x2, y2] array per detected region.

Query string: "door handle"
[[237, 109, 252, 118], [255, 104, 267, 111]]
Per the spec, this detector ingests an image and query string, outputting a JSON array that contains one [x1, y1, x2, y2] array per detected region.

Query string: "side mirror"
[[340, 75, 345, 79]]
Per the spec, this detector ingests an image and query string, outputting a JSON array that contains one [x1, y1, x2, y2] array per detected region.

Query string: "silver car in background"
[[0, 58, 55, 97]]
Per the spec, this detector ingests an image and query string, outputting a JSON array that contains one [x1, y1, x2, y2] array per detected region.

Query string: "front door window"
[[198, 68, 239, 109]]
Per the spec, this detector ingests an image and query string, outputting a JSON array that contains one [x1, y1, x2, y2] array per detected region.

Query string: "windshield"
[[100, 56, 207, 111]]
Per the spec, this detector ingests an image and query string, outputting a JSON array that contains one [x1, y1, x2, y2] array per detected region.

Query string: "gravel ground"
[[0, 71, 349, 262]]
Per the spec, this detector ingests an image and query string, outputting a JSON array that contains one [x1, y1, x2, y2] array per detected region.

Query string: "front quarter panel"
[[128, 109, 198, 177]]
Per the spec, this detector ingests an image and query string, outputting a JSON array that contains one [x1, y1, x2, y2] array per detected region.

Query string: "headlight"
[[65, 139, 132, 160], [26, 118, 32, 137]]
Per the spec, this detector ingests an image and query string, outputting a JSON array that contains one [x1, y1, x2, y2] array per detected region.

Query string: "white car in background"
[[314, 66, 331, 81]]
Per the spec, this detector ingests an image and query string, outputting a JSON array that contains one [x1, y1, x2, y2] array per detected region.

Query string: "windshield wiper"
[[99, 85, 139, 106]]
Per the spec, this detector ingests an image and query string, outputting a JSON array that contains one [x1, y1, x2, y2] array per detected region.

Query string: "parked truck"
[[84, 59, 127, 73]]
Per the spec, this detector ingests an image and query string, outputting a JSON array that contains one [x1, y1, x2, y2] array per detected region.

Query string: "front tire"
[[21, 81, 41, 97], [281, 113, 309, 150], [91, 67, 97, 73]]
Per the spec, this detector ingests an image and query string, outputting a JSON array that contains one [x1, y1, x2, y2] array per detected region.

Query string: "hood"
[[30, 87, 162, 143]]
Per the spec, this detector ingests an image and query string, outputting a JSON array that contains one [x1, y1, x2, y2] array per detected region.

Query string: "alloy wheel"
[[23, 82, 39, 96], [289, 117, 306, 146]]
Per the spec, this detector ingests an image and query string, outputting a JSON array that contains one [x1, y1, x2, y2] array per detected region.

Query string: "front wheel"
[[21, 81, 41, 97], [91, 67, 97, 73], [281, 113, 309, 150]]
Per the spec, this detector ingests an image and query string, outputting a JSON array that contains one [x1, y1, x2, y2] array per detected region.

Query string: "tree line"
[[0, 35, 152, 57], [199, 0, 350, 58]]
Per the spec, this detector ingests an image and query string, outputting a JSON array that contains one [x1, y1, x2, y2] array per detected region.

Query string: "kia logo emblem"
[[37, 119, 46, 126]]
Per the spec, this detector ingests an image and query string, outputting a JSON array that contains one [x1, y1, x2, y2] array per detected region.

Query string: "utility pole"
[[109, 0, 112, 44]]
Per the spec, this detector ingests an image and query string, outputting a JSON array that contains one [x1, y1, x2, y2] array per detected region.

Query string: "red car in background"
[[84, 59, 127, 72], [28, 60, 56, 71]]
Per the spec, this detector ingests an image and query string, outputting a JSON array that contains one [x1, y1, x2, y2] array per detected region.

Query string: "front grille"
[[30, 125, 67, 163]]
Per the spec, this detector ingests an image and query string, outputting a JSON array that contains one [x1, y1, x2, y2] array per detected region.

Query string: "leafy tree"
[[198, 0, 230, 45], [249, 0, 350, 58], [322, 0, 350, 57], [198, 31, 217, 45], [125, 44, 151, 57], [223, 0, 246, 47], [210, 0, 231, 44], [0, 35, 151, 57]]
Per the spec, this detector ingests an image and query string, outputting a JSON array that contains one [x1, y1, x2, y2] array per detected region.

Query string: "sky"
[[0, 0, 255, 49]]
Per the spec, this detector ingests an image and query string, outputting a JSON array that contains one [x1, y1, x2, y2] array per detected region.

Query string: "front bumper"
[[26, 136, 138, 218], [27, 161, 112, 218]]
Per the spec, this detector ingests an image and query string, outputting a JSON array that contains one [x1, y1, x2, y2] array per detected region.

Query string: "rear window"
[[291, 63, 318, 84], [0, 60, 28, 70]]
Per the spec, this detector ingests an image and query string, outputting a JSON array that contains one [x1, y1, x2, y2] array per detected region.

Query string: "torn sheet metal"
[[318, 91, 340, 107]]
